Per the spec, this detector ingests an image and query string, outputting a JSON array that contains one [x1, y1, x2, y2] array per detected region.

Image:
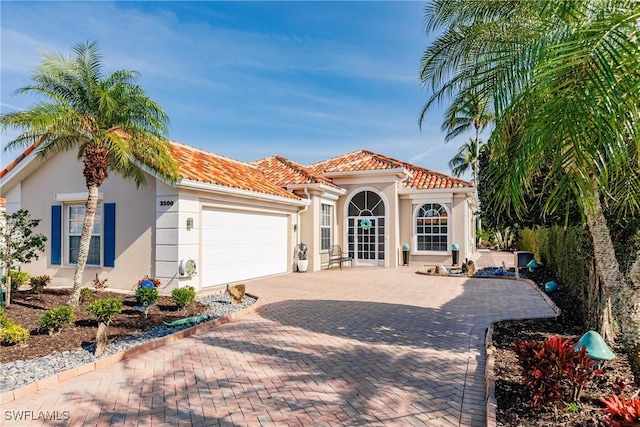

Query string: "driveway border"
[[0, 294, 261, 404], [484, 277, 560, 427]]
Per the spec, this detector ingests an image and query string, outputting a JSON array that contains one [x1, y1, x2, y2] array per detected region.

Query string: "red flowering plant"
[[513, 336, 602, 409]]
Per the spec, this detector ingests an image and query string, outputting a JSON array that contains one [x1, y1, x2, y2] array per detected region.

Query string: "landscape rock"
[[228, 284, 246, 304]]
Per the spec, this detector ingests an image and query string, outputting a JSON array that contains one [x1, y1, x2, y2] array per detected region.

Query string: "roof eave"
[[177, 179, 310, 207], [398, 187, 476, 196], [284, 183, 347, 196], [323, 167, 408, 178], [0, 150, 40, 197]]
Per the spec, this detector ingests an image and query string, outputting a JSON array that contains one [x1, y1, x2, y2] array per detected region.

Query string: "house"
[[256, 150, 476, 272], [0, 142, 476, 292]]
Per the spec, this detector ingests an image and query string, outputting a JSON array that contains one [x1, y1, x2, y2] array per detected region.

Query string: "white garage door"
[[201, 209, 289, 287]]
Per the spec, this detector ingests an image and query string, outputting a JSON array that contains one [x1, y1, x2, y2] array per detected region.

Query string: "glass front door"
[[347, 191, 386, 266]]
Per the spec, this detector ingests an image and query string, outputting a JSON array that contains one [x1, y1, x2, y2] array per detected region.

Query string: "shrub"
[[30, 275, 51, 294], [0, 310, 30, 345], [513, 336, 602, 408], [4, 270, 31, 291], [0, 308, 8, 327], [137, 275, 162, 288], [80, 287, 94, 303], [135, 286, 159, 318], [91, 274, 108, 290], [0, 322, 30, 346], [600, 394, 640, 427], [86, 297, 123, 325], [171, 286, 196, 309], [37, 305, 74, 335]]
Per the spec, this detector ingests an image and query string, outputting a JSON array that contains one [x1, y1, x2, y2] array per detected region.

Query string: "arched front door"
[[347, 190, 385, 266]]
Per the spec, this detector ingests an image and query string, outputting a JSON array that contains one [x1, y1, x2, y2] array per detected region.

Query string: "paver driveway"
[[1, 267, 556, 427]]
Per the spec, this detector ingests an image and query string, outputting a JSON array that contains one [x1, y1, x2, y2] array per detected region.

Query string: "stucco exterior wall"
[[399, 191, 475, 267], [297, 194, 318, 271], [10, 149, 156, 290], [294, 188, 340, 272], [158, 188, 301, 291], [330, 178, 400, 268]]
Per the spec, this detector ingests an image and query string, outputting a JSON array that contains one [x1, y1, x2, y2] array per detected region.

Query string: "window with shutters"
[[67, 204, 102, 265]]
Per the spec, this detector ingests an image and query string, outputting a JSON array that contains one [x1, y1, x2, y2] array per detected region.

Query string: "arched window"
[[415, 203, 448, 252], [348, 191, 384, 216]]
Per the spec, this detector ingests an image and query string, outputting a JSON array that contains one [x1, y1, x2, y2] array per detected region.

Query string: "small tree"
[[86, 297, 122, 356], [0, 209, 47, 307]]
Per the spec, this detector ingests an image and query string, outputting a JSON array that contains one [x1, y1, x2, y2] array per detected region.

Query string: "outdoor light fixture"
[[574, 331, 615, 362], [186, 217, 194, 231]]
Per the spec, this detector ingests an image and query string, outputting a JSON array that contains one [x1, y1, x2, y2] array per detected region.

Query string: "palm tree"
[[447, 137, 482, 180], [422, 89, 493, 184], [419, 0, 640, 356], [0, 41, 179, 306]]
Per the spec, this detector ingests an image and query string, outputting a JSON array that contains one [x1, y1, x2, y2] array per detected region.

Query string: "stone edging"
[[0, 294, 261, 404], [484, 278, 560, 427]]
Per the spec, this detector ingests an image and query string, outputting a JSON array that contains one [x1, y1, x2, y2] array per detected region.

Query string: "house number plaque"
[[159, 200, 174, 207]]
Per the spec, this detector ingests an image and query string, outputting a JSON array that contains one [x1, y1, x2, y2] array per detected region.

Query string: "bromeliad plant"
[[600, 394, 640, 427], [513, 336, 602, 408]]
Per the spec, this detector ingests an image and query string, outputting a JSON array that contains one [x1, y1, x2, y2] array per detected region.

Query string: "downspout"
[[296, 187, 311, 245], [294, 187, 311, 272], [397, 170, 412, 266]]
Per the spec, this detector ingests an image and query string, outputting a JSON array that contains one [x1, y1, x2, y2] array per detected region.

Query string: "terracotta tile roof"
[[2, 141, 470, 201], [0, 144, 37, 179], [0, 197, 5, 208], [251, 155, 340, 189], [309, 149, 473, 189], [171, 142, 300, 200]]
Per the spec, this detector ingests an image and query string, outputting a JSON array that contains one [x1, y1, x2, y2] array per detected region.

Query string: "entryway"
[[347, 190, 385, 266]]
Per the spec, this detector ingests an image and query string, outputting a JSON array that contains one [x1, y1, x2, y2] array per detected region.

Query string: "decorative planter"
[[297, 259, 308, 272]]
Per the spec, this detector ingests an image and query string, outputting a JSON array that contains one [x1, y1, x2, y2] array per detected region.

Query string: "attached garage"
[[200, 208, 289, 287]]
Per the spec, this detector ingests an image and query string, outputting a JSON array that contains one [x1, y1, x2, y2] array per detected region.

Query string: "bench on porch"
[[327, 245, 353, 270]]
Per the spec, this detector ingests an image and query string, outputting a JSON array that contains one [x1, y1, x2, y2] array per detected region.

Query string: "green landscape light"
[[574, 331, 616, 361]]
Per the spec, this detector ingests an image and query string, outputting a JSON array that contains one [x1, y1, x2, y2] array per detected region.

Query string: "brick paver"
[[1, 258, 555, 426]]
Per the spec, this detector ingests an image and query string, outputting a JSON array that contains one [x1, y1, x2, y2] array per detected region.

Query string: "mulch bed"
[[1, 288, 208, 364], [493, 269, 637, 426]]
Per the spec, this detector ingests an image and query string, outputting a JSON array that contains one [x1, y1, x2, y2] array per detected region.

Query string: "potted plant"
[[297, 243, 308, 272]]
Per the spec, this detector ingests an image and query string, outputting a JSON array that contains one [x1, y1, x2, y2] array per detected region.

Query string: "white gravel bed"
[[0, 293, 256, 392]]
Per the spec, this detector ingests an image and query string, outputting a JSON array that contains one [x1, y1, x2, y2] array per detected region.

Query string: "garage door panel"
[[201, 209, 288, 287]]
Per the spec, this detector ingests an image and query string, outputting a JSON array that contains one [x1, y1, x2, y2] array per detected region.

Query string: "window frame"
[[66, 203, 102, 267], [320, 203, 333, 251], [413, 202, 450, 254]]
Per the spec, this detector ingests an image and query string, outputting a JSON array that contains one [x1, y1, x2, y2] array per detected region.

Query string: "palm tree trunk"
[[67, 185, 99, 307], [585, 256, 614, 342], [583, 193, 640, 369], [624, 256, 640, 373]]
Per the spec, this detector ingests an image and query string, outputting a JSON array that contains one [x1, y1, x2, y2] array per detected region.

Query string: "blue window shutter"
[[51, 205, 62, 265], [103, 203, 116, 267]]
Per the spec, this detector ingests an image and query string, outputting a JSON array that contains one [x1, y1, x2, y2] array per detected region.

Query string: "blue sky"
[[1, 1, 468, 176]]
